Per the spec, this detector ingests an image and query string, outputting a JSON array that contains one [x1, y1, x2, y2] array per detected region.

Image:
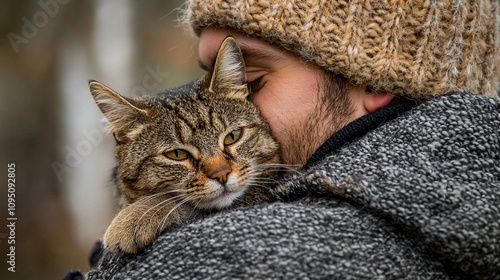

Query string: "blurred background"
[[0, 1, 202, 279]]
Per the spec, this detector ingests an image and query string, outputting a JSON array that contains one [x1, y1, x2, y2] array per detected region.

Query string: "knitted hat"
[[186, 0, 500, 99]]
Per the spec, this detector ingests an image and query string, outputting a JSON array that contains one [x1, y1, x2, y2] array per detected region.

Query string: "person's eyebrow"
[[239, 43, 284, 63], [197, 43, 283, 71]]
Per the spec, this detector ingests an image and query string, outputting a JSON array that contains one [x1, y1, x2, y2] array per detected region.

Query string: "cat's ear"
[[209, 36, 248, 99], [89, 80, 149, 143]]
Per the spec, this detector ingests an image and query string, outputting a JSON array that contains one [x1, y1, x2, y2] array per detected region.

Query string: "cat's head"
[[90, 37, 281, 210]]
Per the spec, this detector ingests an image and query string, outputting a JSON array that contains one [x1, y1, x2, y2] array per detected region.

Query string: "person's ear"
[[363, 90, 394, 112]]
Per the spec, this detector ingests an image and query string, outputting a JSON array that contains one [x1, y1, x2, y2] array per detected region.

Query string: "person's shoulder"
[[419, 92, 499, 114], [85, 197, 453, 279], [404, 92, 499, 135]]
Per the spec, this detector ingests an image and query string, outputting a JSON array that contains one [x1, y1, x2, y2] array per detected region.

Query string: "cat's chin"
[[197, 187, 247, 210]]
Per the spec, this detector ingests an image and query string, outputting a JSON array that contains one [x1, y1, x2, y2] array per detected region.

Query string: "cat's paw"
[[103, 208, 161, 254], [103, 224, 155, 254]]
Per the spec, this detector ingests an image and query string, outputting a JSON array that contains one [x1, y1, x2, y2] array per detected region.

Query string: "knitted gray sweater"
[[86, 93, 499, 279]]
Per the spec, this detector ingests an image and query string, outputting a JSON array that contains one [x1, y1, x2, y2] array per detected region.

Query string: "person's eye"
[[197, 59, 212, 72], [248, 77, 264, 93]]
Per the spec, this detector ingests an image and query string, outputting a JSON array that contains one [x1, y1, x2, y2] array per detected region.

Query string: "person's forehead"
[[198, 27, 288, 68]]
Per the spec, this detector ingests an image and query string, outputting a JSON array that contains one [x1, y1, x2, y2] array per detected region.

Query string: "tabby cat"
[[90, 37, 282, 254]]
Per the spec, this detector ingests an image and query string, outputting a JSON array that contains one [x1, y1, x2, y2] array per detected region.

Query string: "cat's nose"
[[207, 165, 231, 184]]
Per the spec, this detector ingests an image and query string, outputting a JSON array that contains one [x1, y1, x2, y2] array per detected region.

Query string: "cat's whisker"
[[157, 195, 195, 233], [255, 163, 299, 168], [251, 167, 305, 184], [119, 193, 181, 224], [245, 170, 285, 182], [135, 189, 181, 203], [244, 174, 281, 182], [128, 191, 182, 214], [135, 194, 185, 227], [131, 194, 187, 242], [191, 196, 203, 210], [255, 163, 301, 170], [252, 163, 303, 175], [246, 180, 278, 186], [150, 195, 186, 217], [246, 182, 273, 189]]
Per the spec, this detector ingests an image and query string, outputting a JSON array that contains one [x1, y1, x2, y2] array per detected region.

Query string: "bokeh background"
[[0, 1, 202, 279]]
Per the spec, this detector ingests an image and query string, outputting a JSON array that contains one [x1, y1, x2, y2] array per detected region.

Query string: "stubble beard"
[[280, 72, 355, 168]]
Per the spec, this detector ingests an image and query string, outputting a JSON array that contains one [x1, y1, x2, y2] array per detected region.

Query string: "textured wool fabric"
[[305, 97, 417, 169], [186, 0, 500, 99], [85, 93, 499, 279]]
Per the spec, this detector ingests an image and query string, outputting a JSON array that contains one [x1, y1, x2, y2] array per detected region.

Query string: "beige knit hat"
[[186, 0, 500, 99]]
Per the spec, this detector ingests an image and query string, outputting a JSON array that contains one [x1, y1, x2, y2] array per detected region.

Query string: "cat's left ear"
[[209, 36, 248, 99]]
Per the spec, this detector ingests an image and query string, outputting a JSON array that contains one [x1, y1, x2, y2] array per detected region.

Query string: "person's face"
[[198, 27, 363, 166]]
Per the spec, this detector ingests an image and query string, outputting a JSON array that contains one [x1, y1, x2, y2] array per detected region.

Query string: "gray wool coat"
[[85, 92, 499, 280]]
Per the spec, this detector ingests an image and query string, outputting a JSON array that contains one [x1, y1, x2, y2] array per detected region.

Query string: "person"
[[82, 0, 499, 279]]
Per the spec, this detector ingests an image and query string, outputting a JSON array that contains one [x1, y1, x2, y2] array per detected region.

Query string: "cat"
[[89, 37, 283, 254]]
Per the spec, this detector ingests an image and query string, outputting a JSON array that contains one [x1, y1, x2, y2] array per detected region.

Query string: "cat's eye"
[[164, 149, 189, 161], [224, 129, 242, 146]]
